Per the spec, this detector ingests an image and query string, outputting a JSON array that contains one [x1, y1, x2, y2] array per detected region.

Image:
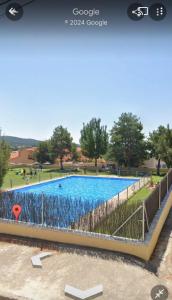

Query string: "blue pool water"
[[16, 176, 138, 202]]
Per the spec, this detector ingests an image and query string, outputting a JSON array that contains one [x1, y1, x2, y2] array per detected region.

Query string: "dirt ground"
[[0, 240, 170, 300]]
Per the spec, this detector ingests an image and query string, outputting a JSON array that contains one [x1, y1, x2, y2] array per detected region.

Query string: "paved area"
[[0, 208, 172, 300], [0, 241, 169, 300], [151, 208, 172, 295]]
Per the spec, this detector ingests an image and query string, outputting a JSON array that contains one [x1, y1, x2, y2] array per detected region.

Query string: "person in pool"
[[59, 184, 62, 188]]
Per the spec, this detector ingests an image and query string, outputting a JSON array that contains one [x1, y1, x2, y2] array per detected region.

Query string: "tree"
[[80, 118, 108, 167], [51, 126, 73, 170], [149, 125, 172, 175], [0, 140, 10, 188], [110, 113, 147, 167], [71, 143, 81, 162], [36, 141, 54, 164]]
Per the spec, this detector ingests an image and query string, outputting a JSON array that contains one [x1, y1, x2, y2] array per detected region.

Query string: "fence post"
[[159, 182, 161, 208], [71, 222, 75, 230], [167, 172, 169, 193], [144, 176, 146, 186], [10, 179, 13, 189], [41, 193, 44, 226], [92, 210, 95, 229], [77, 220, 80, 230], [142, 202, 145, 241], [89, 211, 92, 232], [105, 201, 108, 217], [39, 173, 41, 183], [118, 193, 120, 206]]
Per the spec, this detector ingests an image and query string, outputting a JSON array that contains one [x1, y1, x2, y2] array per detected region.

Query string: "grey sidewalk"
[[150, 208, 172, 296]]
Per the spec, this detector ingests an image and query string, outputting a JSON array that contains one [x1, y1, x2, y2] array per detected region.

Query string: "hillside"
[[0, 136, 41, 149]]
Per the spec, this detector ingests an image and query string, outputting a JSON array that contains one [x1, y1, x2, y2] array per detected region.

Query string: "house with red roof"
[[9, 147, 37, 165]]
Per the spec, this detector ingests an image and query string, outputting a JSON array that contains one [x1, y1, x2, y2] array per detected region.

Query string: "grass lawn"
[[128, 187, 151, 204], [2, 168, 107, 190], [2, 167, 162, 193], [128, 175, 162, 205], [2, 169, 66, 190]]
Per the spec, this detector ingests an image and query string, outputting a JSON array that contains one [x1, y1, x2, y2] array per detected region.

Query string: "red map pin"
[[12, 205, 22, 222]]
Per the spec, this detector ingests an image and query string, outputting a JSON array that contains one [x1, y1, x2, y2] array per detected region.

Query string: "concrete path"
[[0, 208, 172, 300], [0, 242, 160, 300], [150, 208, 172, 296]]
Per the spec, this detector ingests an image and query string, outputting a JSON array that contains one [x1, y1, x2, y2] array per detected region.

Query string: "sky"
[[0, 0, 171, 143]]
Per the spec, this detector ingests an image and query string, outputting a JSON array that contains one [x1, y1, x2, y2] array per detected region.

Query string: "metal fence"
[[105, 169, 172, 240], [144, 168, 172, 232], [79, 166, 152, 178], [0, 192, 105, 229], [94, 201, 144, 240], [75, 176, 150, 232]]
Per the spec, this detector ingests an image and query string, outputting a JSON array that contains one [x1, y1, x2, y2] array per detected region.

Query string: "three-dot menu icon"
[[149, 3, 167, 21]]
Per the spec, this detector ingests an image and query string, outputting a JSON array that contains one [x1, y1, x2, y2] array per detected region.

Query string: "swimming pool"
[[2, 176, 139, 228], [16, 175, 138, 202]]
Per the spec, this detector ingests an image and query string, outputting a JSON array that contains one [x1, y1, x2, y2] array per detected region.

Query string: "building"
[[9, 147, 37, 166], [143, 158, 167, 169]]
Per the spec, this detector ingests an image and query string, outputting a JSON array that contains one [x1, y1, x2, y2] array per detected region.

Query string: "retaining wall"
[[0, 187, 171, 261]]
